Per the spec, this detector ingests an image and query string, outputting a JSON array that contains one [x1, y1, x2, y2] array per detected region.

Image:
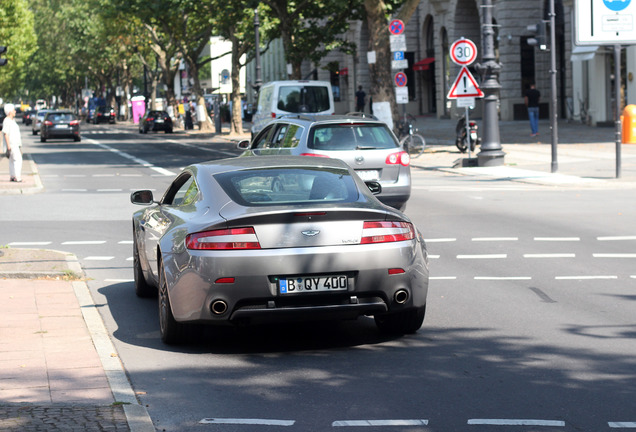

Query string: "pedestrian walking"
[[525, 83, 540, 137], [2, 104, 23, 182], [355, 86, 366, 113]]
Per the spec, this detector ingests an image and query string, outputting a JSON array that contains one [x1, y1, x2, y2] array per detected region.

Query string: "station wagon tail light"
[[44, 120, 52, 126], [300, 153, 330, 158], [361, 221, 415, 244], [385, 151, 410, 167], [186, 227, 261, 250], [147, 117, 154, 122], [69, 120, 79, 126]]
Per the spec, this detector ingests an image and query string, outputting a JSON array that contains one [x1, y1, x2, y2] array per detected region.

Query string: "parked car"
[[31, 110, 50, 135], [238, 115, 412, 211], [139, 110, 173, 133], [131, 156, 429, 344], [40, 111, 81, 142], [22, 109, 35, 125], [93, 106, 116, 124], [250, 80, 335, 136]]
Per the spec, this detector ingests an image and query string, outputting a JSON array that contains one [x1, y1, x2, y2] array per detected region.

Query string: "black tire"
[[375, 306, 426, 335], [133, 239, 156, 298], [40, 135, 46, 142], [158, 259, 187, 344], [74, 136, 81, 142], [165, 128, 173, 134]]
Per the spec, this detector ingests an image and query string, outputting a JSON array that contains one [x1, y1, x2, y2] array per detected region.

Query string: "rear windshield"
[[277, 86, 330, 113], [47, 113, 76, 122], [214, 167, 359, 206], [308, 123, 399, 151]]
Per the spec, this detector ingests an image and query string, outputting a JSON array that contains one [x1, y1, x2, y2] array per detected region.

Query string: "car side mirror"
[[365, 181, 382, 195], [131, 190, 155, 205], [237, 139, 251, 150]]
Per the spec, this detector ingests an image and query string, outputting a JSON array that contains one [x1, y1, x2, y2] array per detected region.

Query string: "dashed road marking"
[[534, 237, 580, 241], [597, 236, 636, 241], [333, 419, 429, 427], [593, 253, 636, 258], [555, 275, 618, 280], [467, 419, 565, 426], [62, 241, 107, 245], [472, 237, 518, 241], [199, 418, 294, 426], [457, 254, 507, 259], [523, 253, 576, 258]]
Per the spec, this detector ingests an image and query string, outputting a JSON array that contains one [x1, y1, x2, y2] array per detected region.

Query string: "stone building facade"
[[248, 0, 636, 127]]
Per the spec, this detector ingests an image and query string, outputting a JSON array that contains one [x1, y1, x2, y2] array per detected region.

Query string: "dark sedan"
[[93, 106, 116, 124], [131, 156, 429, 344], [139, 110, 173, 133], [22, 109, 35, 125], [40, 111, 81, 142]]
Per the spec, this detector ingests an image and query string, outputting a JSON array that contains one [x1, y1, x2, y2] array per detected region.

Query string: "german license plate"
[[56, 124, 68, 128], [279, 275, 348, 294], [155, 119, 164, 123], [355, 170, 380, 181]]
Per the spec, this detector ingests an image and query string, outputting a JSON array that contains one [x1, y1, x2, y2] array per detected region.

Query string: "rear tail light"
[[385, 151, 410, 167], [271, 112, 276, 118], [186, 227, 261, 250], [147, 117, 154, 122], [44, 120, 52, 126], [300, 153, 330, 158], [361, 221, 415, 244], [69, 120, 79, 126]]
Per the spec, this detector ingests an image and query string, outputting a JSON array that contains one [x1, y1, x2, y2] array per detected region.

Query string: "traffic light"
[[0, 46, 7, 66], [527, 22, 547, 51]]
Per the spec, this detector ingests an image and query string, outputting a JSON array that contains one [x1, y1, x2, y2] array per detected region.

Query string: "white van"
[[251, 80, 335, 135]]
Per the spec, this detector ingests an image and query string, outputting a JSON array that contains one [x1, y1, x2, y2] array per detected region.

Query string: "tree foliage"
[[0, 0, 37, 99]]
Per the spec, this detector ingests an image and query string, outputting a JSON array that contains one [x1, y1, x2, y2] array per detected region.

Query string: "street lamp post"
[[253, 8, 262, 95], [475, 0, 505, 166]]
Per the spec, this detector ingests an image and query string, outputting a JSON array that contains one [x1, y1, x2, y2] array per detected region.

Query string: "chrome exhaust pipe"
[[394, 289, 409, 304], [211, 300, 228, 315]]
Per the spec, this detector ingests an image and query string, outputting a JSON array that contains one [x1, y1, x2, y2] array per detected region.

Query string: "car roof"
[[195, 155, 351, 175], [274, 114, 384, 126]]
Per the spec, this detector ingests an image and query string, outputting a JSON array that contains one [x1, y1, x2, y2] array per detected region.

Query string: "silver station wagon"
[[238, 115, 412, 211], [131, 156, 428, 344]]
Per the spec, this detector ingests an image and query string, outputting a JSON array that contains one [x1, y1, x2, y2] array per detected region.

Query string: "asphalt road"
[[2, 122, 636, 431]]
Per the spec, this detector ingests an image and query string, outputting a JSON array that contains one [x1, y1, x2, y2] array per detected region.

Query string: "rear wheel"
[[375, 306, 425, 334], [40, 135, 46, 142], [158, 259, 186, 344], [401, 134, 426, 158], [133, 239, 156, 298]]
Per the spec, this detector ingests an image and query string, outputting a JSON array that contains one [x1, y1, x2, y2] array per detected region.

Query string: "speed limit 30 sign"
[[450, 38, 478, 66]]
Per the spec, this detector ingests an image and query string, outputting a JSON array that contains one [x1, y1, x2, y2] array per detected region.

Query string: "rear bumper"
[[163, 240, 429, 325]]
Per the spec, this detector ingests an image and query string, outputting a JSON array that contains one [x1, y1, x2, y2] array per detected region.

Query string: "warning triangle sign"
[[447, 66, 484, 98]]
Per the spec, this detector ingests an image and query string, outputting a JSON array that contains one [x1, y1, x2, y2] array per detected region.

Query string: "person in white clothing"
[[2, 104, 23, 182]]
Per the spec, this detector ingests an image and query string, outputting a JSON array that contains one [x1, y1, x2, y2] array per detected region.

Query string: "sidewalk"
[[0, 250, 154, 431]]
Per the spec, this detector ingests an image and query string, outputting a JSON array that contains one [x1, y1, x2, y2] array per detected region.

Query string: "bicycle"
[[396, 113, 426, 158]]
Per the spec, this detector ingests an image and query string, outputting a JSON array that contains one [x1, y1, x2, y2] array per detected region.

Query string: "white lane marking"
[[598, 236, 636, 241], [87, 139, 176, 176], [425, 238, 456, 243], [534, 237, 580, 241], [593, 253, 636, 258], [524, 253, 576, 258], [609, 422, 636, 428], [8, 241, 52, 246], [333, 419, 429, 427], [457, 254, 507, 259], [472, 237, 518, 242], [84, 256, 115, 261], [199, 418, 294, 426], [428, 255, 440, 259], [126, 257, 133, 261], [430, 276, 457, 280], [475, 276, 532, 280], [164, 138, 238, 157], [468, 419, 565, 426], [118, 240, 133, 244], [555, 275, 618, 280], [62, 241, 107, 245]]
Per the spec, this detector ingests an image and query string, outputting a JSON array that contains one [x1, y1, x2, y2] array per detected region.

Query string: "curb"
[[68, 254, 156, 432]]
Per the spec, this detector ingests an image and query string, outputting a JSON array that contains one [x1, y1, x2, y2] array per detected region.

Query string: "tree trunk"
[[364, 0, 399, 131], [229, 41, 243, 135]]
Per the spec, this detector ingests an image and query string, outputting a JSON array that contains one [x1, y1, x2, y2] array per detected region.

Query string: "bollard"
[[621, 104, 636, 144]]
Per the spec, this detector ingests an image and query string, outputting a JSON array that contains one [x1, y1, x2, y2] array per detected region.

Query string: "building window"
[[520, 37, 536, 96]]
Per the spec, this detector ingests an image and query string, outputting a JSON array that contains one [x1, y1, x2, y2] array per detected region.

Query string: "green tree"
[[263, 0, 362, 79], [0, 0, 37, 99]]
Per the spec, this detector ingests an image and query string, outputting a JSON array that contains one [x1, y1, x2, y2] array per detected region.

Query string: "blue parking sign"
[[393, 51, 405, 61]]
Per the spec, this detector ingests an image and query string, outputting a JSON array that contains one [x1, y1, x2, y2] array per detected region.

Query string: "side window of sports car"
[[163, 174, 198, 206]]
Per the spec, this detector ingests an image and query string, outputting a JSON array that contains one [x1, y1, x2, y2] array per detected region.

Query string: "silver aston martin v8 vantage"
[[131, 156, 429, 344]]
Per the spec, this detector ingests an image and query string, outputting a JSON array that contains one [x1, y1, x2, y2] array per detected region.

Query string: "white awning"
[[571, 45, 598, 62]]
